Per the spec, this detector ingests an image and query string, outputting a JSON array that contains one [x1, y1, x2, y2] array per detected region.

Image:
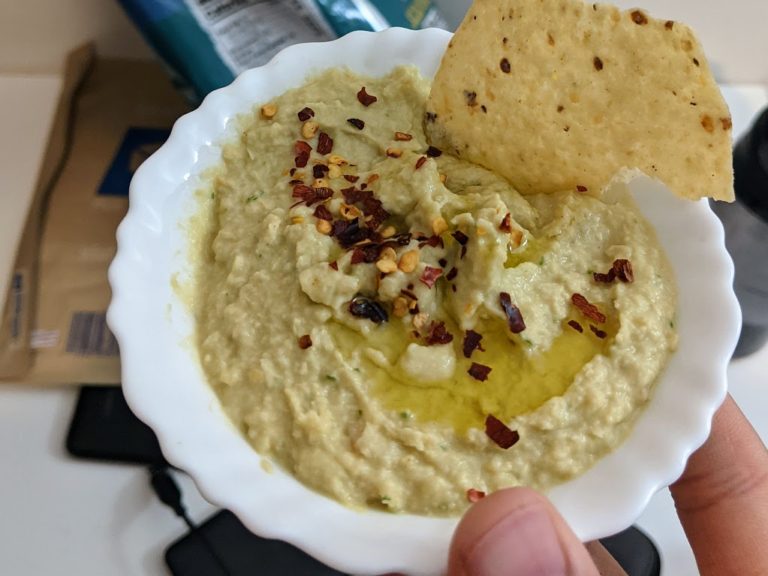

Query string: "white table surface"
[[1, 73, 766, 575]]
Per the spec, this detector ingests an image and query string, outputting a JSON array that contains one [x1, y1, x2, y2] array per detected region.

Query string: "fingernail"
[[463, 502, 567, 576]]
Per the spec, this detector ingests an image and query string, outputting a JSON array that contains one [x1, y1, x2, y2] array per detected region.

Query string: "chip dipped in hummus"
[[193, 60, 680, 515]]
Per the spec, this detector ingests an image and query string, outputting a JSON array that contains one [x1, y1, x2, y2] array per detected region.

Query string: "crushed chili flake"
[[446, 267, 458, 281], [314, 204, 333, 221], [466, 488, 486, 503], [571, 293, 606, 324], [590, 324, 608, 339], [499, 292, 526, 333], [298, 334, 312, 349], [312, 164, 329, 179], [288, 178, 304, 186], [593, 270, 615, 284], [426, 146, 443, 158], [343, 174, 360, 183], [415, 156, 427, 170], [347, 118, 365, 130], [297, 107, 315, 121], [357, 87, 378, 106], [451, 284, 457, 292], [348, 296, 388, 323], [329, 260, 338, 270], [294, 141, 312, 168], [419, 235, 444, 249], [460, 245, 468, 259], [485, 415, 520, 449], [612, 259, 634, 283], [468, 362, 492, 381], [425, 321, 454, 345], [394, 131, 413, 141], [420, 266, 443, 288], [499, 213, 512, 233], [438, 258, 448, 268], [400, 288, 418, 301], [567, 320, 584, 333], [351, 244, 380, 264], [425, 111, 437, 123], [317, 132, 334, 155], [292, 184, 315, 201], [333, 218, 372, 247], [463, 330, 485, 358], [289, 167, 297, 176], [451, 230, 469, 245]]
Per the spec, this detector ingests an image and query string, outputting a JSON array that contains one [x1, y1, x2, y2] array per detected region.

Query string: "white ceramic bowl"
[[108, 27, 741, 576]]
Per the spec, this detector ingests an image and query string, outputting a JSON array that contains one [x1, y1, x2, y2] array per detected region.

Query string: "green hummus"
[[194, 66, 677, 515]]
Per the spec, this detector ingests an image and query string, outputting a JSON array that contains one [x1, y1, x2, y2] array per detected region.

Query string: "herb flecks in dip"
[[194, 67, 677, 516]]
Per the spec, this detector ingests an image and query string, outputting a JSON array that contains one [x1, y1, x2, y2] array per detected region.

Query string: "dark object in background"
[[165, 510, 348, 576], [711, 107, 768, 357], [601, 526, 662, 576], [66, 385, 166, 465]]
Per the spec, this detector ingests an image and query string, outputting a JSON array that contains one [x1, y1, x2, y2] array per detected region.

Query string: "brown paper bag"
[[0, 45, 190, 385]]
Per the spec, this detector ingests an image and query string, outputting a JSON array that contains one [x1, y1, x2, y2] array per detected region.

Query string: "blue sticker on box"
[[98, 127, 171, 197]]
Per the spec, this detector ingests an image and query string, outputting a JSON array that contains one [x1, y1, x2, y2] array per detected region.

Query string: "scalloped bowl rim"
[[107, 28, 741, 576]]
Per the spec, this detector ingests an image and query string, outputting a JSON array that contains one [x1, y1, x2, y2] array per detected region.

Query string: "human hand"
[[447, 394, 768, 575]]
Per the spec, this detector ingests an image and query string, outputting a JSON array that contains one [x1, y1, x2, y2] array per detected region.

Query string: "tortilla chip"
[[426, 0, 734, 201]]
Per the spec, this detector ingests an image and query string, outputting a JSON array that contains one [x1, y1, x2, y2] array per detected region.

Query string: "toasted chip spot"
[[500, 58, 511, 73], [664, 20, 674, 30], [692, 57, 700, 67], [721, 117, 733, 130], [260, 103, 277, 119], [298, 334, 312, 349], [485, 414, 520, 448], [576, 184, 588, 192], [593, 56, 604, 71], [700, 115, 715, 133], [631, 9, 648, 24]]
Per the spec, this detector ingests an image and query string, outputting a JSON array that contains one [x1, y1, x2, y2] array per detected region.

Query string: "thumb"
[[447, 487, 601, 576]]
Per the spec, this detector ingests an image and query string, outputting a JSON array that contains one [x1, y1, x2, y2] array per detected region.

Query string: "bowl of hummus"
[[109, 6, 741, 575]]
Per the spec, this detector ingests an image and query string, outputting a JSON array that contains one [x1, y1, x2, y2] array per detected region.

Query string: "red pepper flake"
[[418, 235, 444, 249], [329, 260, 338, 270], [451, 284, 457, 292], [357, 87, 378, 106], [466, 488, 486, 503], [394, 131, 413, 141], [612, 259, 634, 283], [593, 270, 615, 284], [314, 204, 333, 221], [426, 146, 443, 158], [485, 414, 519, 449], [438, 258, 448, 268], [567, 319, 584, 333], [499, 213, 512, 233], [460, 245, 468, 259], [571, 293, 606, 324], [500, 58, 511, 73], [415, 156, 427, 170], [351, 244, 380, 264], [317, 132, 334, 155], [312, 164, 329, 179], [343, 174, 360, 183], [425, 321, 454, 345], [630, 9, 648, 25], [347, 118, 365, 130], [499, 292, 526, 333], [468, 362, 492, 381], [348, 296, 388, 323], [294, 141, 312, 168], [292, 184, 315, 202], [590, 324, 608, 339], [289, 167, 297, 176], [420, 266, 443, 288], [288, 178, 304, 186], [576, 184, 588, 192], [463, 330, 485, 358], [400, 288, 418, 301], [446, 267, 458, 281], [451, 230, 469, 245], [297, 107, 314, 121], [298, 334, 312, 349]]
